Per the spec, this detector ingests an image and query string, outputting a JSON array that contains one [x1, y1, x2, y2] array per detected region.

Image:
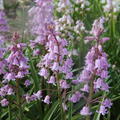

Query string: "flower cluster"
[[98, 98, 112, 115], [27, 0, 74, 106], [38, 33, 74, 87], [0, 85, 14, 106], [28, 0, 54, 57], [69, 17, 112, 116], [55, 0, 87, 41], [0, 98, 9, 107], [74, 0, 90, 10], [4, 42, 29, 81], [25, 90, 51, 104], [101, 0, 120, 17], [28, 0, 53, 41], [0, 33, 29, 107]]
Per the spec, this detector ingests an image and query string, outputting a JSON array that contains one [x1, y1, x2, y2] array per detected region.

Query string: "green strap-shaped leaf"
[[43, 101, 59, 120]]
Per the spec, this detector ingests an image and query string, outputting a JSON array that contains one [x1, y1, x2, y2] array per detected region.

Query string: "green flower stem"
[[56, 73, 66, 120], [53, 33, 66, 120], [16, 79, 22, 120], [8, 104, 12, 120], [86, 78, 94, 120]]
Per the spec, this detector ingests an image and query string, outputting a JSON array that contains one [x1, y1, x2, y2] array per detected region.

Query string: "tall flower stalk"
[[69, 17, 112, 119], [83, 18, 112, 119], [2, 32, 29, 119], [28, 0, 74, 119]]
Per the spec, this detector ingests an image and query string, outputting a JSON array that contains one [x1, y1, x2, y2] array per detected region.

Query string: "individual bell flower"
[[100, 37, 110, 43], [79, 69, 91, 82], [5, 73, 15, 81], [95, 57, 109, 70], [103, 99, 112, 108], [53, 45, 59, 54], [65, 72, 73, 79], [39, 67, 49, 79], [98, 98, 112, 115], [0, 98, 9, 107], [81, 84, 89, 93], [34, 90, 42, 100], [19, 61, 29, 69], [60, 80, 70, 89], [51, 62, 59, 71], [43, 95, 50, 104], [7, 87, 14, 95], [69, 91, 82, 103], [24, 80, 31, 87], [98, 105, 108, 115], [0, 85, 14, 96], [101, 82, 109, 92], [80, 106, 92, 116], [100, 70, 109, 79], [94, 78, 109, 92], [33, 49, 41, 56], [90, 17, 105, 37], [16, 71, 25, 78], [47, 76, 56, 85], [94, 78, 103, 89], [72, 80, 80, 84]]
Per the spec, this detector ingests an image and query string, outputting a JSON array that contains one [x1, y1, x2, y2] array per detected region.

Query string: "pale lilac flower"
[[98, 98, 112, 115], [101, 82, 109, 92], [43, 95, 50, 104], [47, 76, 56, 84], [100, 70, 109, 79], [25, 94, 32, 103], [39, 68, 49, 79], [103, 99, 112, 108], [81, 84, 89, 93], [72, 80, 80, 84], [30, 95, 38, 101], [95, 57, 109, 70], [94, 78, 103, 89], [60, 80, 70, 89], [24, 80, 31, 87], [5, 42, 29, 80], [69, 91, 82, 103], [5, 73, 15, 81], [98, 105, 108, 115], [0, 85, 14, 97], [101, 37, 110, 43], [78, 69, 91, 82], [34, 90, 42, 100], [33, 49, 40, 56], [90, 17, 105, 37], [0, 37, 7, 75], [0, 98, 9, 107], [80, 106, 92, 116], [51, 62, 59, 71]]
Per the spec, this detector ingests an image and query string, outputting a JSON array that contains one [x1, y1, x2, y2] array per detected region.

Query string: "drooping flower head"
[[69, 18, 111, 116], [4, 32, 29, 81]]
